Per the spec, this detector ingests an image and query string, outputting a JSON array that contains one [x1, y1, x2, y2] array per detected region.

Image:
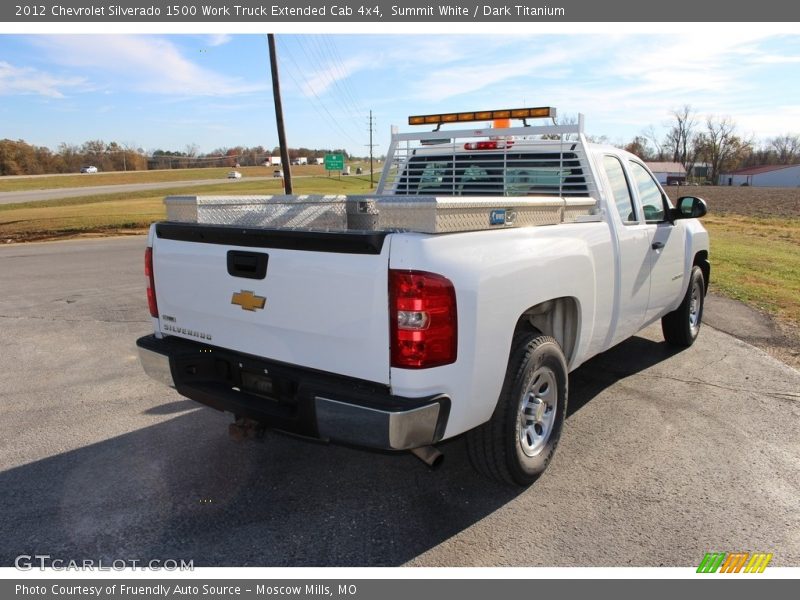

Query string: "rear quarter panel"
[[389, 222, 614, 438]]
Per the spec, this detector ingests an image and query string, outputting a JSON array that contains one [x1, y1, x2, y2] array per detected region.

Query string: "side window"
[[603, 155, 637, 224], [628, 161, 667, 223]]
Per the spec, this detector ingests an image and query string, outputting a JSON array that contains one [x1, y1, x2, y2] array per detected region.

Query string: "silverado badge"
[[231, 290, 266, 312]]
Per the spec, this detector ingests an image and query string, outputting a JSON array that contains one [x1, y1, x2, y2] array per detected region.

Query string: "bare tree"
[[624, 135, 652, 160], [643, 125, 665, 161], [666, 105, 697, 167], [695, 116, 750, 184], [769, 133, 800, 164]]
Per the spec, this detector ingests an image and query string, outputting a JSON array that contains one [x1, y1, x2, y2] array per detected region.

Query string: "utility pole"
[[267, 34, 292, 194], [366, 110, 378, 187]]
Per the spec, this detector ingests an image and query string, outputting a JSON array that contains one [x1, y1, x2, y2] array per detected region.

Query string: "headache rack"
[[164, 111, 603, 235], [378, 113, 601, 200]]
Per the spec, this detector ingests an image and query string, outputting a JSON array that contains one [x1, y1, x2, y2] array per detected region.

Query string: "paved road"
[[0, 237, 798, 567], [0, 177, 277, 205]]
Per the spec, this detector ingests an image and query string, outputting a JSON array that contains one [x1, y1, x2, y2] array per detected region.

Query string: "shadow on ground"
[[0, 335, 682, 567]]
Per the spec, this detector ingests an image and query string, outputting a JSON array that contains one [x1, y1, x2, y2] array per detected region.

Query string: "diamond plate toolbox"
[[165, 194, 598, 234], [345, 195, 598, 233], [164, 195, 349, 230]]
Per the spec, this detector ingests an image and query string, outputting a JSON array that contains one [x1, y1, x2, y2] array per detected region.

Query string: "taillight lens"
[[389, 270, 457, 369], [144, 247, 158, 318], [463, 140, 514, 150]]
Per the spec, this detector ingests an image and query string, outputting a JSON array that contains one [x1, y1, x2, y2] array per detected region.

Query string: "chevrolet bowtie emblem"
[[231, 290, 266, 312]]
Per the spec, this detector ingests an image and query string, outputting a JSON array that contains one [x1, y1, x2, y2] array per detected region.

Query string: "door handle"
[[651, 241, 664, 250], [227, 250, 269, 279]]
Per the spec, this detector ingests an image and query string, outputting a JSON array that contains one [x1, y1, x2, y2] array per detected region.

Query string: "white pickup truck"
[[137, 107, 709, 485]]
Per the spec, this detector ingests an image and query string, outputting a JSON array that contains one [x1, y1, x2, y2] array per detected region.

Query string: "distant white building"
[[268, 156, 282, 166], [645, 162, 686, 185], [719, 164, 800, 187], [315, 158, 324, 165]]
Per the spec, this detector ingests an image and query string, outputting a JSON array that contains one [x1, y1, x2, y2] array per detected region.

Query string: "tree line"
[[624, 105, 799, 183], [0, 140, 356, 176], [2, 110, 797, 182]]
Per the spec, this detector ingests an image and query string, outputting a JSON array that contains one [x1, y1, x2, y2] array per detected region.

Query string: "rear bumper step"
[[136, 335, 449, 451]]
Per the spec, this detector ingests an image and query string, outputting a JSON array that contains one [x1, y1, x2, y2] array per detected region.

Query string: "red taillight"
[[389, 270, 457, 369], [463, 140, 514, 150], [145, 247, 158, 318]]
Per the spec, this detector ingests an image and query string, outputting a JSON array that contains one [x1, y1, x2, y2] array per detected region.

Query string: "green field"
[[703, 216, 800, 326], [0, 164, 347, 192], [665, 187, 800, 327], [0, 175, 375, 242]]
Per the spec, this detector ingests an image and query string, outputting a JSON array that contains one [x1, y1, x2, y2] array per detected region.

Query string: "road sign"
[[324, 154, 344, 171]]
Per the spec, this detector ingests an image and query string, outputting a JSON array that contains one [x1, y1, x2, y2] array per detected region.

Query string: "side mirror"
[[675, 196, 707, 219]]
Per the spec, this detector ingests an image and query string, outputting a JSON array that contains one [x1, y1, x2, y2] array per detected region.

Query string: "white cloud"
[[405, 38, 604, 103], [733, 105, 800, 138], [206, 34, 233, 47], [0, 61, 86, 98], [299, 56, 370, 97], [30, 35, 265, 97]]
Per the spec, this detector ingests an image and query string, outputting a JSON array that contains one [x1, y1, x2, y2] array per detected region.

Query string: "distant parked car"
[[273, 170, 283, 178], [80, 166, 98, 174], [227, 171, 242, 179]]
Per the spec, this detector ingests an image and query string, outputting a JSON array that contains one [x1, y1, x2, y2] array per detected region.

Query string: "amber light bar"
[[408, 106, 556, 126]]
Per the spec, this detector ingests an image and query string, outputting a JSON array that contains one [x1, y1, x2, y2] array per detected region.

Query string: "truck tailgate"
[[151, 224, 392, 384]]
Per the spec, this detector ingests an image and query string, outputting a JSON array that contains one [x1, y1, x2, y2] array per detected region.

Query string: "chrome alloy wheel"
[[689, 279, 702, 335], [518, 367, 558, 457]]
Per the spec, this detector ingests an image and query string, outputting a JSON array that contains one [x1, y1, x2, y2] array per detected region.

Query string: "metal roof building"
[[719, 164, 800, 187], [645, 162, 686, 185]]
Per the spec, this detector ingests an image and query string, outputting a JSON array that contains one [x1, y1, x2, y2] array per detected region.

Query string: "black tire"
[[466, 330, 568, 486], [662, 265, 705, 347]]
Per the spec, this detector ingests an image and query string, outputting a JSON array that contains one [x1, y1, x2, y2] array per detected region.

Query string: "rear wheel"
[[662, 266, 705, 347], [467, 331, 568, 486]]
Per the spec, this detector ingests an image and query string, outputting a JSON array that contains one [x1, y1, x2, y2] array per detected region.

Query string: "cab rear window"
[[395, 152, 589, 196]]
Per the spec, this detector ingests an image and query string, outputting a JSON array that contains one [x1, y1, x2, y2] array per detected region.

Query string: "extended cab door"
[[626, 160, 687, 323], [600, 155, 652, 345]]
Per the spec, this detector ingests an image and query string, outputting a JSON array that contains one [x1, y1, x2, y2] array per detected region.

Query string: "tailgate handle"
[[227, 251, 268, 280]]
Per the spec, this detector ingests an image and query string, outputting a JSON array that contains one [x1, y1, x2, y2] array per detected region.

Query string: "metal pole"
[[369, 110, 374, 187], [268, 34, 292, 194]]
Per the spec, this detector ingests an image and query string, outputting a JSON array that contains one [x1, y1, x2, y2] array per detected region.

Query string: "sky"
[[1, 32, 799, 157]]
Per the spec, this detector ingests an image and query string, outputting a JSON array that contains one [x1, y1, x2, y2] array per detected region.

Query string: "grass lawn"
[[703, 216, 800, 326], [666, 187, 800, 327], [0, 163, 370, 192], [0, 175, 375, 242]]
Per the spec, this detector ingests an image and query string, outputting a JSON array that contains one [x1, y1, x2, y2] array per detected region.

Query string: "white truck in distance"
[[137, 107, 710, 485]]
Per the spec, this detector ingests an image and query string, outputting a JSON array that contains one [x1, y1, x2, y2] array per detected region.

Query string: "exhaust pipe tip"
[[410, 445, 444, 470]]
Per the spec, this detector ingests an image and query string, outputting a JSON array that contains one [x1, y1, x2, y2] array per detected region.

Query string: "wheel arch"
[[515, 297, 581, 366], [693, 250, 710, 294]]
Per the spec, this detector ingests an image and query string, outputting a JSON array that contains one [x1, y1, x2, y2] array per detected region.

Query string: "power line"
[[293, 35, 365, 141], [278, 37, 362, 148], [316, 35, 367, 118]]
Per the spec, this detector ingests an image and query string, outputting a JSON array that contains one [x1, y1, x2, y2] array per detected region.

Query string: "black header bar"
[[4, 0, 799, 22]]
